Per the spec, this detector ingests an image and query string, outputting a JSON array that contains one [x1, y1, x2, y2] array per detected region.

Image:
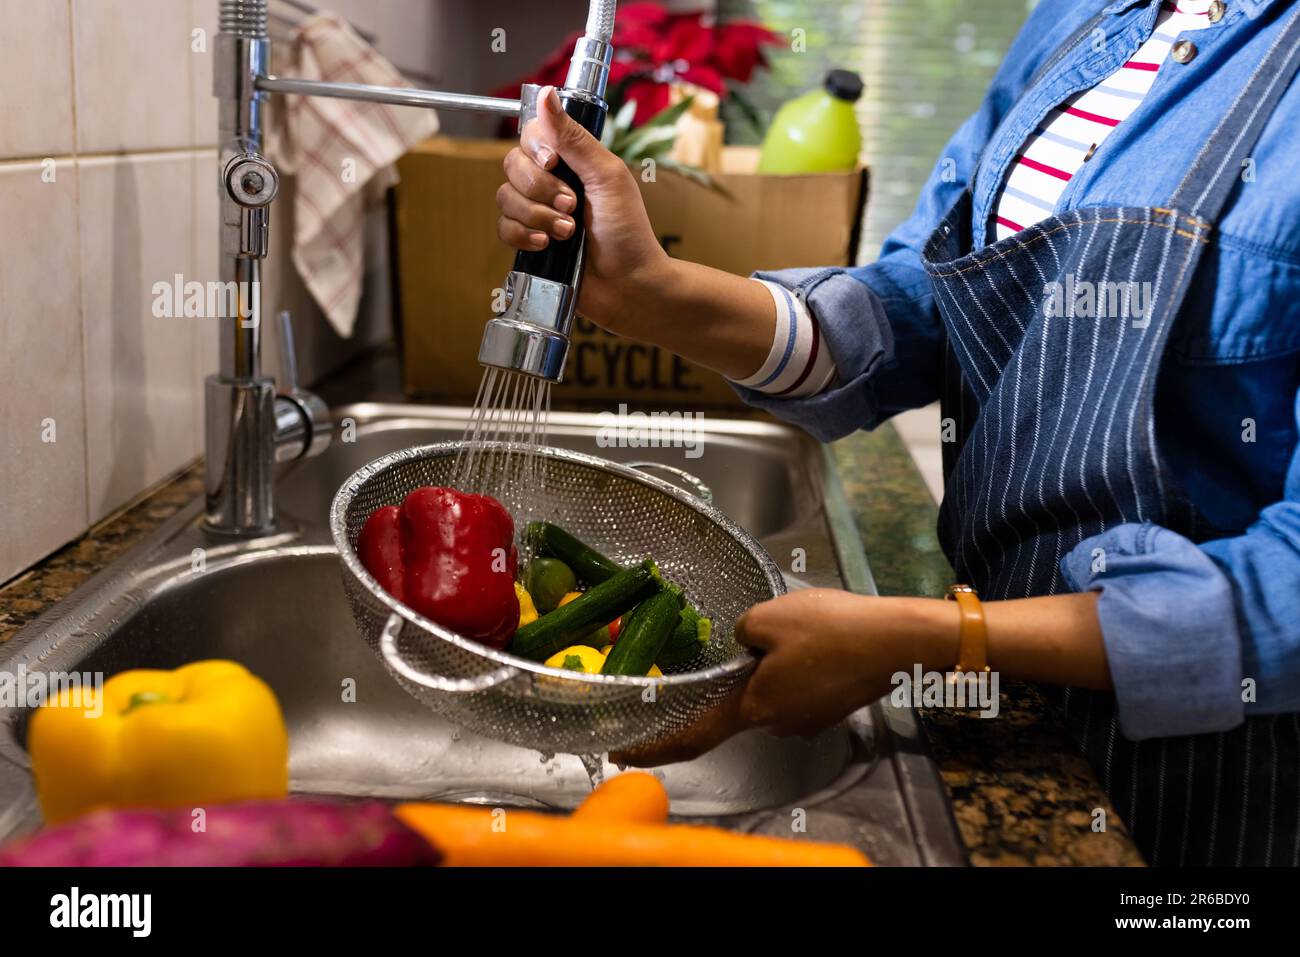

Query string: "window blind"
[[721, 0, 1035, 262]]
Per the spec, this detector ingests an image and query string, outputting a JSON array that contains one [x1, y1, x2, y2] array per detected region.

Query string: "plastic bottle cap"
[[824, 70, 865, 103]]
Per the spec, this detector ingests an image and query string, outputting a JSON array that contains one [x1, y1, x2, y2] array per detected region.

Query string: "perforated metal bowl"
[[330, 442, 785, 754]]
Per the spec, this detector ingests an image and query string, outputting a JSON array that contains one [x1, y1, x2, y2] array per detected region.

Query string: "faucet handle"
[[271, 310, 331, 463], [275, 310, 301, 394]]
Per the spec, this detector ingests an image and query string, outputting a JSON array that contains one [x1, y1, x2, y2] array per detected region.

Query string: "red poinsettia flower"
[[612, 2, 672, 49], [651, 17, 715, 65], [715, 23, 781, 84], [496, 2, 778, 128], [619, 79, 671, 123]]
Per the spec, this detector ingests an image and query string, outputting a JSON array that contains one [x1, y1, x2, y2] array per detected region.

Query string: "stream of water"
[[452, 367, 552, 535]]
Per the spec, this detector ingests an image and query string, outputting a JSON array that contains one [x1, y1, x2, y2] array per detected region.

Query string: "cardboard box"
[[395, 137, 867, 406]]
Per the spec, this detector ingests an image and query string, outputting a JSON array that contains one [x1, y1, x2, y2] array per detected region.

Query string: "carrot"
[[572, 773, 670, 824], [394, 802, 870, 867]]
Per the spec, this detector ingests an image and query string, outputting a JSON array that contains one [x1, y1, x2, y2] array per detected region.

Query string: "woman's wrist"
[[587, 255, 775, 380], [887, 593, 1109, 690], [582, 250, 677, 336], [877, 597, 962, 674]]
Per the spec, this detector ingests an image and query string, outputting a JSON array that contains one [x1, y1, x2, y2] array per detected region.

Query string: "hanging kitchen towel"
[[271, 13, 438, 337]]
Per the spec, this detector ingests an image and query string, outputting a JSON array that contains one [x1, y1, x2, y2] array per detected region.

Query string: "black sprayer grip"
[[511, 93, 608, 287]]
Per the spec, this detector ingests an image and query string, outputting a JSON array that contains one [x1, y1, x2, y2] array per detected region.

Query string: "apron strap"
[[1169, 2, 1300, 224]]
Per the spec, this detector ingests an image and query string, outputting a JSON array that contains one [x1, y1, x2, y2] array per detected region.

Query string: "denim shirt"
[[733, 0, 1300, 740]]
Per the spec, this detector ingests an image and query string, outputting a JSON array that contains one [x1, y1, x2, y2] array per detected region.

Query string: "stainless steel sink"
[[0, 403, 964, 865]]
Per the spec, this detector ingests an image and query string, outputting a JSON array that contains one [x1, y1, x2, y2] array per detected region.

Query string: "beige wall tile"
[[0, 0, 76, 160], [189, 0, 220, 147], [191, 149, 220, 438], [72, 0, 193, 153], [0, 161, 87, 582], [327, 0, 444, 82], [78, 153, 198, 522]]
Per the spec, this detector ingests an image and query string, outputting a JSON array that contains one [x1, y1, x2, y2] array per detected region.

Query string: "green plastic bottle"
[[758, 70, 864, 175]]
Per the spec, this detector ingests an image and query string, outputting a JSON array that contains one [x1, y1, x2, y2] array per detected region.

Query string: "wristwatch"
[[945, 584, 990, 675]]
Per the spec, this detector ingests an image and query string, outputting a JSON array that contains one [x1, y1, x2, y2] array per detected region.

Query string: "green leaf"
[[601, 99, 638, 149], [613, 99, 638, 132], [653, 158, 724, 193], [725, 87, 767, 138], [637, 137, 677, 161], [614, 124, 679, 162], [610, 95, 699, 161], [639, 94, 697, 131]]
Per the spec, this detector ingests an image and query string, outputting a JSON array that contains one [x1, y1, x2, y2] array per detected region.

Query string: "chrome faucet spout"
[[206, 0, 617, 534]]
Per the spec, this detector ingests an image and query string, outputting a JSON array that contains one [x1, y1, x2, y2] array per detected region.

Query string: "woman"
[[496, 0, 1300, 866]]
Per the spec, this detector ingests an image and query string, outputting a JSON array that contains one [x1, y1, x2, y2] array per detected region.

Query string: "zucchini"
[[510, 559, 660, 662], [602, 589, 684, 677], [526, 521, 621, 585], [528, 521, 707, 651], [655, 606, 712, 670]]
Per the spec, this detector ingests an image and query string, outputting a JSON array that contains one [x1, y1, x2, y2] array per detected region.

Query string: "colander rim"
[[329, 441, 785, 688]]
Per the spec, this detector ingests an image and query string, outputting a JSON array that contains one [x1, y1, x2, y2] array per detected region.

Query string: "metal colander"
[[330, 442, 785, 754]]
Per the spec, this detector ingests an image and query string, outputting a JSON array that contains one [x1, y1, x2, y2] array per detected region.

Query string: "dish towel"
[[271, 13, 438, 337]]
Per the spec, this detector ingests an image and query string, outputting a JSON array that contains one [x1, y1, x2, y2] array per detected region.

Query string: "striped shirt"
[[994, 0, 1218, 239]]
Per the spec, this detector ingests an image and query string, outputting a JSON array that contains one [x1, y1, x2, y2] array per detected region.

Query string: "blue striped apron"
[[920, 5, 1300, 865]]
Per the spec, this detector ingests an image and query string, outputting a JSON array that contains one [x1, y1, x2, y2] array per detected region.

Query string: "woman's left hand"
[[613, 590, 958, 766]]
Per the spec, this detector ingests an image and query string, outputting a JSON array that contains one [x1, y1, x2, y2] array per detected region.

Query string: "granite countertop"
[[832, 427, 1143, 866], [0, 416, 1143, 866]]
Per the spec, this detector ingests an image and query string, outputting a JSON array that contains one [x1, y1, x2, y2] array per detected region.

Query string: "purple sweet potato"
[[0, 799, 441, 867]]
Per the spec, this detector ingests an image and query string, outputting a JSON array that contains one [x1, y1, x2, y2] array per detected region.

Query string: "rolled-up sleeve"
[[1061, 524, 1245, 740], [1062, 387, 1300, 740]]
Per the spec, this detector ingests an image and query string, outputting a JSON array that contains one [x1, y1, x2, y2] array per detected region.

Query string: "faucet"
[[207, 0, 616, 536]]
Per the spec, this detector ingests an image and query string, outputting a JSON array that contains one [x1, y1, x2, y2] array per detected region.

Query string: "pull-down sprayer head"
[[476, 0, 618, 383]]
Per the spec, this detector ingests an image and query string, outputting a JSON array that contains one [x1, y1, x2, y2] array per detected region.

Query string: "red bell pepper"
[[357, 487, 520, 649]]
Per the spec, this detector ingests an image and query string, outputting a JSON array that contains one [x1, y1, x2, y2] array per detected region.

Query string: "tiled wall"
[[0, 0, 449, 584], [0, 0, 595, 585]]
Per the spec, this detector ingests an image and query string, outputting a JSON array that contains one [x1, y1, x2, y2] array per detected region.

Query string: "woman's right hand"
[[497, 86, 669, 332]]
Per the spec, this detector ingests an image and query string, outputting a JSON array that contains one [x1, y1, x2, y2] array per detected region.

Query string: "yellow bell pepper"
[[28, 660, 289, 824], [544, 645, 607, 674], [515, 582, 539, 627]]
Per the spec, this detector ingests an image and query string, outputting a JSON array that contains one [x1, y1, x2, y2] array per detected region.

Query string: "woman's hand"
[[495, 86, 779, 379], [613, 591, 960, 766], [613, 586, 1111, 767], [496, 86, 669, 332], [735, 590, 958, 736]]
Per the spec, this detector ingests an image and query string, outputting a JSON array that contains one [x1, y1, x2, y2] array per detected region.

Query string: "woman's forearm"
[[984, 592, 1112, 689], [601, 257, 777, 381], [914, 591, 1112, 690]]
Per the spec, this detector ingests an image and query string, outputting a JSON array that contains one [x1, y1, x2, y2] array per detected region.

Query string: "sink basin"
[[276, 405, 814, 539], [0, 403, 963, 864], [41, 552, 867, 813]]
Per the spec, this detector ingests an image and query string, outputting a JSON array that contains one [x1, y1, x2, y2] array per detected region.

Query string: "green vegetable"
[[576, 624, 610, 650], [528, 522, 708, 649], [655, 606, 712, 670], [510, 560, 661, 662], [561, 655, 585, 672], [602, 590, 684, 677], [526, 522, 621, 586], [525, 557, 577, 613]]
